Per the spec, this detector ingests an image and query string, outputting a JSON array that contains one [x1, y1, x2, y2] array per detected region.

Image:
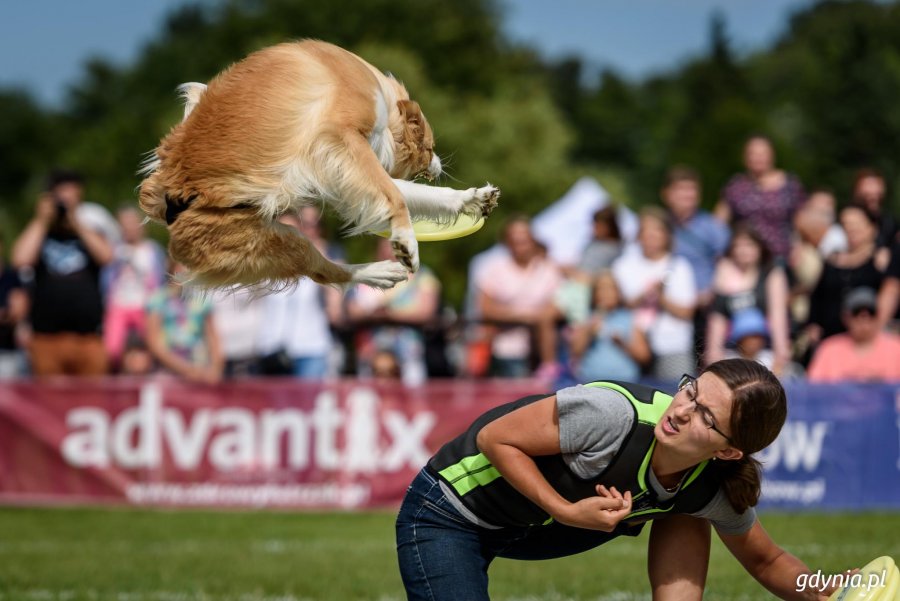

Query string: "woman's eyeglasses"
[[677, 374, 734, 445]]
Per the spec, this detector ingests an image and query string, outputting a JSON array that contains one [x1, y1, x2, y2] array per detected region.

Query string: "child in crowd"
[[144, 260, 224, 384], [722, 308, 774, 368], [347, 238, 441, 386], [103, 206, 166, 371], [569, 271, 650, 382]]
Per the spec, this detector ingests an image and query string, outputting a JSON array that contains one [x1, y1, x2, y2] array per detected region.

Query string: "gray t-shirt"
[[578, 240, 622, 275], [557, 384, 756, 536]]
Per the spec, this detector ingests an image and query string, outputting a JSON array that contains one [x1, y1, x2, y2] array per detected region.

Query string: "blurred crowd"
[[2, 134, 899, 386]]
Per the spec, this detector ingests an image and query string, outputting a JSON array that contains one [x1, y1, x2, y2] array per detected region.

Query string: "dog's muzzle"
[[165, 194, 197, 225], [427, 154, 442, 180]]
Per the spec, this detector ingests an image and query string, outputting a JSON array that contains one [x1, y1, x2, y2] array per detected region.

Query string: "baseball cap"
[[842, 287, 878, 313], [728, 308, 769, 344]]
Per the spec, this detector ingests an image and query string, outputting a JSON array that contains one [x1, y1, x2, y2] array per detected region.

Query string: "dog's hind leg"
[[168, 208, 407, 290], [392, 179, 500, 223], [315, 133, 419, 273]]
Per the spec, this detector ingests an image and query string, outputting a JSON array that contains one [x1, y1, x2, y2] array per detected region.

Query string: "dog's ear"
[[397, 99, 422, 125]]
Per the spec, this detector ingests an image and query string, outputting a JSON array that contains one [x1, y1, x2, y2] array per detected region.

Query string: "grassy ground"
[[0, 507, 897, 601]]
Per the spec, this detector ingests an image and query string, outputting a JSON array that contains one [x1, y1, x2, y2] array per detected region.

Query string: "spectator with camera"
[[11, 169, 115, 376]]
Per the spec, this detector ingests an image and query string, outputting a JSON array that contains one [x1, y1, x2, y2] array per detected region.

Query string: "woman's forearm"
[[752, 549, 822, 600], [478, 438, 570, 519], [766, 271, 792, 361], [660, 295, 695, 320]]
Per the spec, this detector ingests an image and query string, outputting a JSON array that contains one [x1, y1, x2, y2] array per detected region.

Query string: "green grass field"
[[0, 507, 897, 601]]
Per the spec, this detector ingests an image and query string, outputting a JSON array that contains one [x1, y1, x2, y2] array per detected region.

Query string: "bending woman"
[[396, 358, 843, 600]]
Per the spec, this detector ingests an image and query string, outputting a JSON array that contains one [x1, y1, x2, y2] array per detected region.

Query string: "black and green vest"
[[427, 381, 723, 529]]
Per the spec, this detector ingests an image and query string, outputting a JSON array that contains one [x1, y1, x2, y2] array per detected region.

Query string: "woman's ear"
[[714, 447, 744, 462]]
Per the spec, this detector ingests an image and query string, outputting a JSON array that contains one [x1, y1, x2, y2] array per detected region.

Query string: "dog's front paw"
[[391, 230, 419, 274], [462, 184, 500, 219]]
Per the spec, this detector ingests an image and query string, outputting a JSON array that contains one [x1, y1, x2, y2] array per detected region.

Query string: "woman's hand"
[[772, 351, 792, 377], [639, 281, 664, 305], [185, 364, 223, 385], [803, 323, 824, 345], [35, 195, 58, 226], [555, 485, 632, 532]]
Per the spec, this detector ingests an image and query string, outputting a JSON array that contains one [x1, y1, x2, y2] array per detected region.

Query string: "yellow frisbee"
[[376, 214, 485, 242], [828, 556, 899, 601]]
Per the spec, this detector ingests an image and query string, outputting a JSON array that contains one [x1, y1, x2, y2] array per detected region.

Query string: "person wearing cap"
[[722, 309, 805, 379], [723, 308, 773, 368], [807, 287, 900, 382]]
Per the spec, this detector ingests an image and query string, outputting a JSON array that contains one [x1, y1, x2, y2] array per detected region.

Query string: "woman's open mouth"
[[662, 416, 679, 435]]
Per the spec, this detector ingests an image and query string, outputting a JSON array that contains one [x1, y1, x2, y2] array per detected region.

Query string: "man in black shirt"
[[11, 170, 114, 376]]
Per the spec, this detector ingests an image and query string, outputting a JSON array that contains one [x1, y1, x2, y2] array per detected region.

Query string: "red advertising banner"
[[0, 378, 546, 509]]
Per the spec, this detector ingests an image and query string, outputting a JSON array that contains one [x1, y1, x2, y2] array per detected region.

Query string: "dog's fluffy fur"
[[139, 40, 499, 290]]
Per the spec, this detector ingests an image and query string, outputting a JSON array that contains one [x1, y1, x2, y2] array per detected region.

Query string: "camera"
[[54, 197, 68, 218]]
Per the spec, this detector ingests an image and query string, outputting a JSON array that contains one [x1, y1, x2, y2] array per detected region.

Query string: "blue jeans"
[[490, 357, 531, 378], [396, 468, 631, 600], [292, 355, 328, 379]]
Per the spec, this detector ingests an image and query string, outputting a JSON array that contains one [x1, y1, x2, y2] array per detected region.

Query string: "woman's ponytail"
[[718, 455, 763, 514]]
